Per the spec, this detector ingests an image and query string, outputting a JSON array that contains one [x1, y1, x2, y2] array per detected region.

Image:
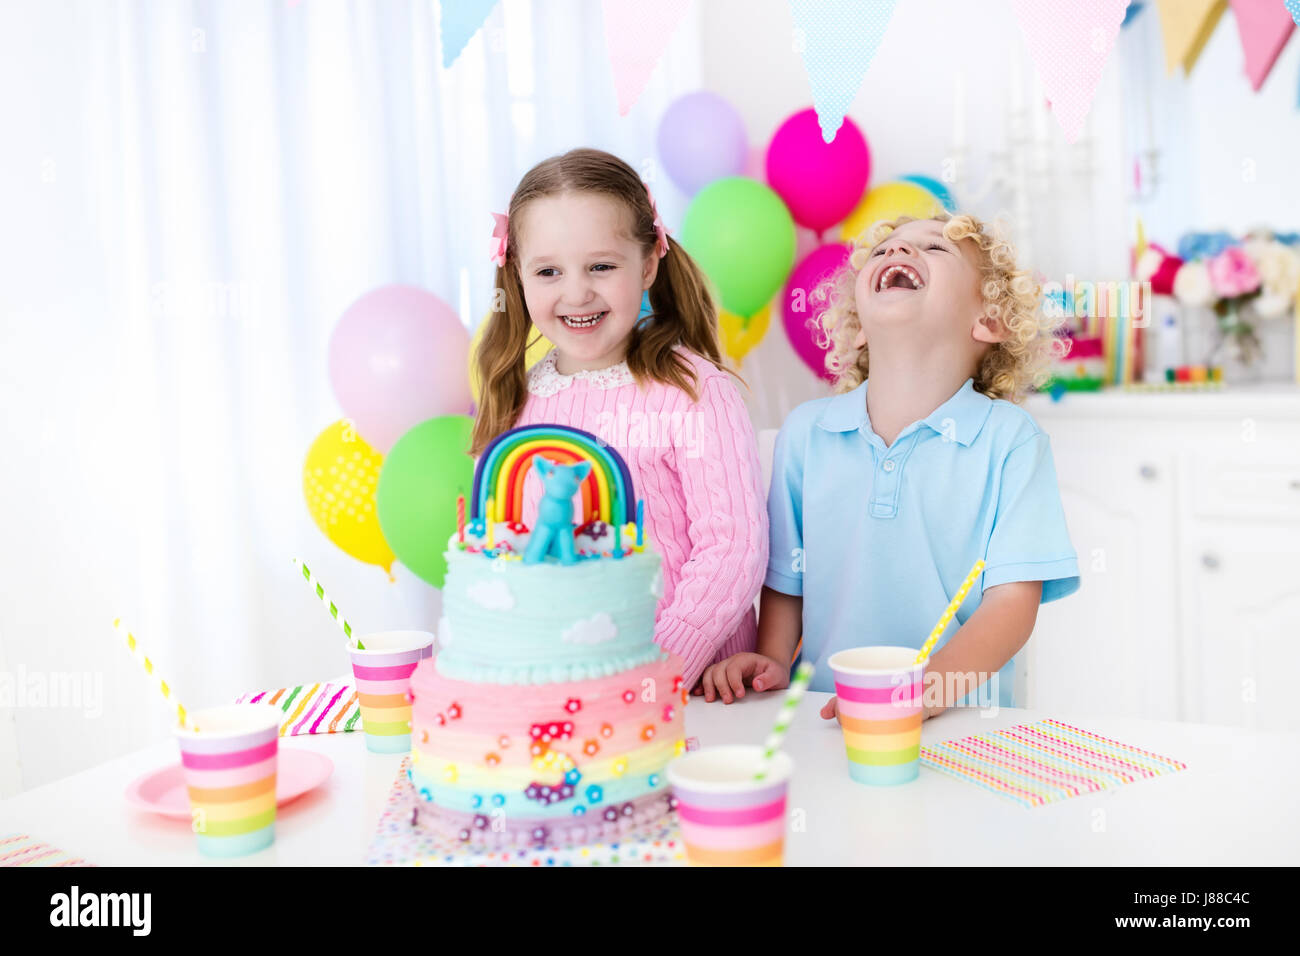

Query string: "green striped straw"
[[292, 557, 365, 650], [755, 662, 815, 780]]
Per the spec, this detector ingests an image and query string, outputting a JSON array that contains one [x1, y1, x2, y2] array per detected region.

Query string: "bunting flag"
[[1121, 2, 1146, 28], [1154, 0, 1228, 74], [1289, 0, 1300, 26], [440, 0, 500, 68], [1010, 0, 1129, 144], [788, 0, 898, 143], [602, 0, 693, 116], [1229, 0, 1296, 90]]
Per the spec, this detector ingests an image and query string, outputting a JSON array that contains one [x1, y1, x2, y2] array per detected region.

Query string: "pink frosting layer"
[[410, 654, 686, 771]]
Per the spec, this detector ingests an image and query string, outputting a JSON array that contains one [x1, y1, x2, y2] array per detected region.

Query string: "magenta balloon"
[[328, 285, 471, 453], [782, 243, 852, 382], [766, 109, 870, 234]]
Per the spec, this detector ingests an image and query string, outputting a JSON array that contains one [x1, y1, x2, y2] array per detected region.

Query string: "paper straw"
[[111, 618, 197, 731], [914, 559, 985, 664], [755, 662, 815, 780], [292, 557, 364, 650]]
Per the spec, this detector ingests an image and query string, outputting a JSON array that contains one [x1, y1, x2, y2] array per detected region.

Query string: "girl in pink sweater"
[[470, 148, 767, 689]]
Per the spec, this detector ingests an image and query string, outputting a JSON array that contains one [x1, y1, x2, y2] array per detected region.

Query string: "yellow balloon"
[[303, 420, 395, 574], [719, 303, 771, 364], [468, 312, 554, 401], [840, 181, 945, 244]]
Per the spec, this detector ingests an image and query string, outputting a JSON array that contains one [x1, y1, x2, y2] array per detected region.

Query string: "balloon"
[[375, 415, 475, 590], [657, 92, 748, 195], [766, 109, 870, 234], [719, 303, 771, 364], [742, 145, 766, 182], [303, 420, 396, 574], [468, 313, 553, 402], [680, 177, 796, 319], [899, 174, 956, 212], [840, 181, 944, 243], [328, 285, 471, 454], [782, 243, 852, 383]]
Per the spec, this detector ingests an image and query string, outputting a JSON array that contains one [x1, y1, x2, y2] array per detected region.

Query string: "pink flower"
[[1205, 247, 1261, 298]]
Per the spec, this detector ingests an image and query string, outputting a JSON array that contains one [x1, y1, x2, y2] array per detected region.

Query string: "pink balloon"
[[766, 109, 870, 235], [328, 285, 471, 453], [782, 243, 852, 383], [743, 145, 766, 182]]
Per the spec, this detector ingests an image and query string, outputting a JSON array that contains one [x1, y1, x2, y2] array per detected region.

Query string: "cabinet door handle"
[[1201, 553, 1220, 571], [1139, 464, 1158, 481]]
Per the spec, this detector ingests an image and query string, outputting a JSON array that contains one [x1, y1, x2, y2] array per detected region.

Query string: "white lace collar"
[[526, 349, 636, 397]]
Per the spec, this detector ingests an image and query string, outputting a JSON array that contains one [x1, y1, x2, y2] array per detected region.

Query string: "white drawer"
[[1188, 455, 1300, 521]]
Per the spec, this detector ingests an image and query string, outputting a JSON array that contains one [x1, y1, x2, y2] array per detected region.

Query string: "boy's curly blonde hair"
[[813, 213, 1065, 401]]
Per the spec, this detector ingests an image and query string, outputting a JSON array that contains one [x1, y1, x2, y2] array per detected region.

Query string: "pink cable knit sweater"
[[515, 346, 768, 687]]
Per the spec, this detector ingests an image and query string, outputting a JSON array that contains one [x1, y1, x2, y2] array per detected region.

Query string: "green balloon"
[[679, 177, 796, 318], [376, 414, 474, 589]]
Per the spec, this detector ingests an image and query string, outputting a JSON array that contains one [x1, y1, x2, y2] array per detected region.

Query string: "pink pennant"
[[1011, 0, 1130, 144], [601, 0, 693, 116], [1228, 0, 1296, 91]]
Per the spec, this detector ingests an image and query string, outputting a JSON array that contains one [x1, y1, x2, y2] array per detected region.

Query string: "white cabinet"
[[1025, 388, 1300, 729]]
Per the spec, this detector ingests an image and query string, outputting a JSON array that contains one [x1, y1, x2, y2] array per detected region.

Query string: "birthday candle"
[[457, 494, 465, 544], [486, 496, 495, 549], [612, 495, 622, 559], [635, 499, 644, 547]]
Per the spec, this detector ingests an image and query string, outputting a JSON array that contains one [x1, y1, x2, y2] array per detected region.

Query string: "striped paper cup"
[[667, 745, 792, 867], [174, 704, 281, 858], [349, 630, 434, 754], [829, 646, 926, 786]]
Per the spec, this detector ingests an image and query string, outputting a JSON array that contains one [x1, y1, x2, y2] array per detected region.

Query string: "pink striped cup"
[[667, 745, 793, 867], [174, 704, 282, 858], [828, 646, 926, 786], [349, 630, 434, 754]]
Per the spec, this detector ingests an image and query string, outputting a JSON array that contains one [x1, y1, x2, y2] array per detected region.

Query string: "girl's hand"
[[819, 696, 840, 724], [692, 653, 789, 703]]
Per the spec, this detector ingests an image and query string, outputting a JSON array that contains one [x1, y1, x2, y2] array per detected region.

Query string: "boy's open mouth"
[[559, 310, 608, 330], [875, 263, 925, 293]]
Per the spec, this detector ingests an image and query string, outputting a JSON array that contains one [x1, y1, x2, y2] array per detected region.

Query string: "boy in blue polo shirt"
[[695, 213, 1079, 717]]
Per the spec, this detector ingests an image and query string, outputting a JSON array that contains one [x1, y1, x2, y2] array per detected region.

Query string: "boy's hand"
[[819, 696, 840, 724], [692, 653, 789, 703]]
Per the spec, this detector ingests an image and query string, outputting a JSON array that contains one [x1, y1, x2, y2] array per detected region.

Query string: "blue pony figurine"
[[522, 457, 590, 565]]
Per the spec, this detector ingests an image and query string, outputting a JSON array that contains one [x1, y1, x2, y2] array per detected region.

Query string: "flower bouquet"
[[1138, 231, 1300, 370]]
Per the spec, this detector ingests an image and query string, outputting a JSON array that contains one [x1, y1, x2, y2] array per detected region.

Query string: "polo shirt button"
[[882, 459, 896, 472]]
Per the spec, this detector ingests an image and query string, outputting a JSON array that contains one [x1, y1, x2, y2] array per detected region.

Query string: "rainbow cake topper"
[[471, 425, 637, 527]]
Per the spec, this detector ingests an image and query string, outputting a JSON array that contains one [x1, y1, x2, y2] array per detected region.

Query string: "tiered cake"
[[408, 425, 686, 848]]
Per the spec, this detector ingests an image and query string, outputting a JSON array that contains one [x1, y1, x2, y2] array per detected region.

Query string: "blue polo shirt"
[[765, 378, 1079, 706]]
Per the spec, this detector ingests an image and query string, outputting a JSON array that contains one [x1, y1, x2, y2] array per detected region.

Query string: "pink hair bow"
[[489, 211, 509, 268], [646, 186, 669, 259]]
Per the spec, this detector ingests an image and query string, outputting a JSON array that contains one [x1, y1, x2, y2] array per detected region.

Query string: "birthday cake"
[[408, 425, 686, 848]]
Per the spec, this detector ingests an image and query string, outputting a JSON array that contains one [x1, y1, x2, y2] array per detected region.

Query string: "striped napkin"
[[921, 718, 1188, 808], [0, 834, 94, 867], [235, 676, 361, 736]]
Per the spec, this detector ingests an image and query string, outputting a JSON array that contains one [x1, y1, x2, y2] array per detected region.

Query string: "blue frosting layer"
[[437, 547, 663, 685]]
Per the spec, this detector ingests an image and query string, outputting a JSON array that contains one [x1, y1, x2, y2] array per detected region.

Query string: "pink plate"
[[125, 748, 334, 819]]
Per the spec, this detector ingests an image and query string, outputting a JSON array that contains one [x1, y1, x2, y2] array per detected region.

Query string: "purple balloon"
[[328, 285, 471, 453], [657, 92, 748, 195], [766, 109, 870, 235], [782, 243, 852, 383]]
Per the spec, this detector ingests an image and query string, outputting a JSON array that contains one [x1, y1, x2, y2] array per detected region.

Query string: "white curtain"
[[0, 0, 702, 793]]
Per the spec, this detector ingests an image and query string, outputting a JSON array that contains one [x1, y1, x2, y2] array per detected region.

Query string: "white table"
[[3, 693, 1295, 865]]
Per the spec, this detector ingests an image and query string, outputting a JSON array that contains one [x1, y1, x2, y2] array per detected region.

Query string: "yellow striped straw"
[[914, 559, 985, 664], [111, 618, 198, 731]]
